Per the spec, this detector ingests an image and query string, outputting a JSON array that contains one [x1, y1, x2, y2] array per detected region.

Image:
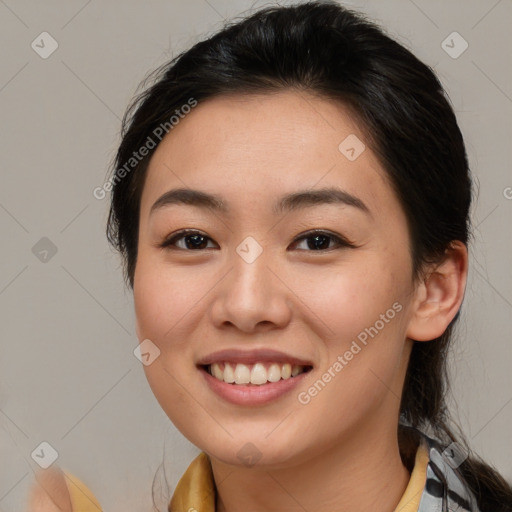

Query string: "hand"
[[26, 465, 73, 512]]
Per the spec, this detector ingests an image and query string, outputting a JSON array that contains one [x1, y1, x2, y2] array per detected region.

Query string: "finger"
[[27, 466, 73, 512]]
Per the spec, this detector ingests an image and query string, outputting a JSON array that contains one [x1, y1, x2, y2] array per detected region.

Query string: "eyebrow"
[[149, 187, 371, 217]]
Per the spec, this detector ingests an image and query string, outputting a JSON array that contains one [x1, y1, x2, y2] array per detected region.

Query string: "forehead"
[[140, 90, 396, 219]]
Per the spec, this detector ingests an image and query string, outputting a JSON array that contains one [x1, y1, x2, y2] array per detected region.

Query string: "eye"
[[289, 230, 356, 251], [159, 228, 356, 252], [159, 229, 217, 250]]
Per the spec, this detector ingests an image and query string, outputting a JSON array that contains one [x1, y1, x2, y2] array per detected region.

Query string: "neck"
[[211, 422, 412, 512]]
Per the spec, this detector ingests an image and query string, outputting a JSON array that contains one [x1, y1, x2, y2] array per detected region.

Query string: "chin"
[[188, 427, 312, 470]]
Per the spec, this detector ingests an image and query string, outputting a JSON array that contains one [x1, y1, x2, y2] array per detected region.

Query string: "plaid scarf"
[[418, 432, 480, 511]]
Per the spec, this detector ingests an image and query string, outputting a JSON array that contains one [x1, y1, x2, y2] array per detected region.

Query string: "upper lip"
[[197, 348, 314, 367]]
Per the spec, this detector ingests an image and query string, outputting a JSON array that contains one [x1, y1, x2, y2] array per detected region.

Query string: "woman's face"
[[133, 90, 419, 467]]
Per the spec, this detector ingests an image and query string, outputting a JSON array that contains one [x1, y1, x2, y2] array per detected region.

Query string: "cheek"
[[133, 256, 206, 430], [301, 260, 410, 398], [133, 253, 209, 348], [301, 259, 406, 344]]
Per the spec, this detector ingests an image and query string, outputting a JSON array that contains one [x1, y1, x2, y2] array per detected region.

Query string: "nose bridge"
[[211, 234, 291, 331], [231, 234, 274, 300]]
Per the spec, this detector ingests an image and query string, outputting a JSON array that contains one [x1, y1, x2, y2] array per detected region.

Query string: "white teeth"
[[223, 363, 235, 383], [208, 361, 307, 385], [234, 363, 251, 384], [250, 363, 268, 385], [267, 363, 282, 382], [212, 363, 224, 380]]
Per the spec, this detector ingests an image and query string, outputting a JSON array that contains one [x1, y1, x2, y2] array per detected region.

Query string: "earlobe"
[[406, 241, 468, 342]]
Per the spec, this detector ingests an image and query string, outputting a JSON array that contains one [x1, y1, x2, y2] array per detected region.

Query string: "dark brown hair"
[[105, 2, 512, 509]]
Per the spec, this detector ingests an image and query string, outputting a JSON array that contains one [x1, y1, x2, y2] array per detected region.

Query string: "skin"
[[132, 90, 468, 512], [27, 466, 72, 512]]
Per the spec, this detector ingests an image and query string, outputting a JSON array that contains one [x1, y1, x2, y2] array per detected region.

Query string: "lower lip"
[[200, 366, 311, 406]]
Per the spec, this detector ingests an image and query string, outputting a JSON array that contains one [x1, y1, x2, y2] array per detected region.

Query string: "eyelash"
[[158, 229, 357, 252]]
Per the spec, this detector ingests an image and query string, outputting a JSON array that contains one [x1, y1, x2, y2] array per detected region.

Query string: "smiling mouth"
[[202, 362, 313, 386]]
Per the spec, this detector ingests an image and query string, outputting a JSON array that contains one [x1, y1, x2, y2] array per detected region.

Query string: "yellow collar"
[[169, 452, 216, 512]]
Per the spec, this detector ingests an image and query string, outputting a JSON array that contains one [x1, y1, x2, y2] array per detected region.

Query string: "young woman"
[[28, 1, 512, 511]]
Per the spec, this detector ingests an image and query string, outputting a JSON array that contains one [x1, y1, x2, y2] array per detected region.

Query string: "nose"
[[208, 244, 293, 334]]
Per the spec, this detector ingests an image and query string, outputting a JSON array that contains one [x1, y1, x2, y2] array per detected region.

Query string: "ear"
[[406, 241, 468, 342]]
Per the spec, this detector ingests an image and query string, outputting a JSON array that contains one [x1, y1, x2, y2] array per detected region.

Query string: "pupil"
[[187, 234, 207, 249], [308, 235, 329, 250]]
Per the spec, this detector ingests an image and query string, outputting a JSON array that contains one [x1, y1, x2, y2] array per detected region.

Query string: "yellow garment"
[[393, 438, 430, 512], [62, 440, 429, 512], [62, 471, 103, 511], [168, 452, 216, 512]]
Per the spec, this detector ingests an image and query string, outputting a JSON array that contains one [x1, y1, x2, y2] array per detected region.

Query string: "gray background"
[[1, 0, 511, 510]]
